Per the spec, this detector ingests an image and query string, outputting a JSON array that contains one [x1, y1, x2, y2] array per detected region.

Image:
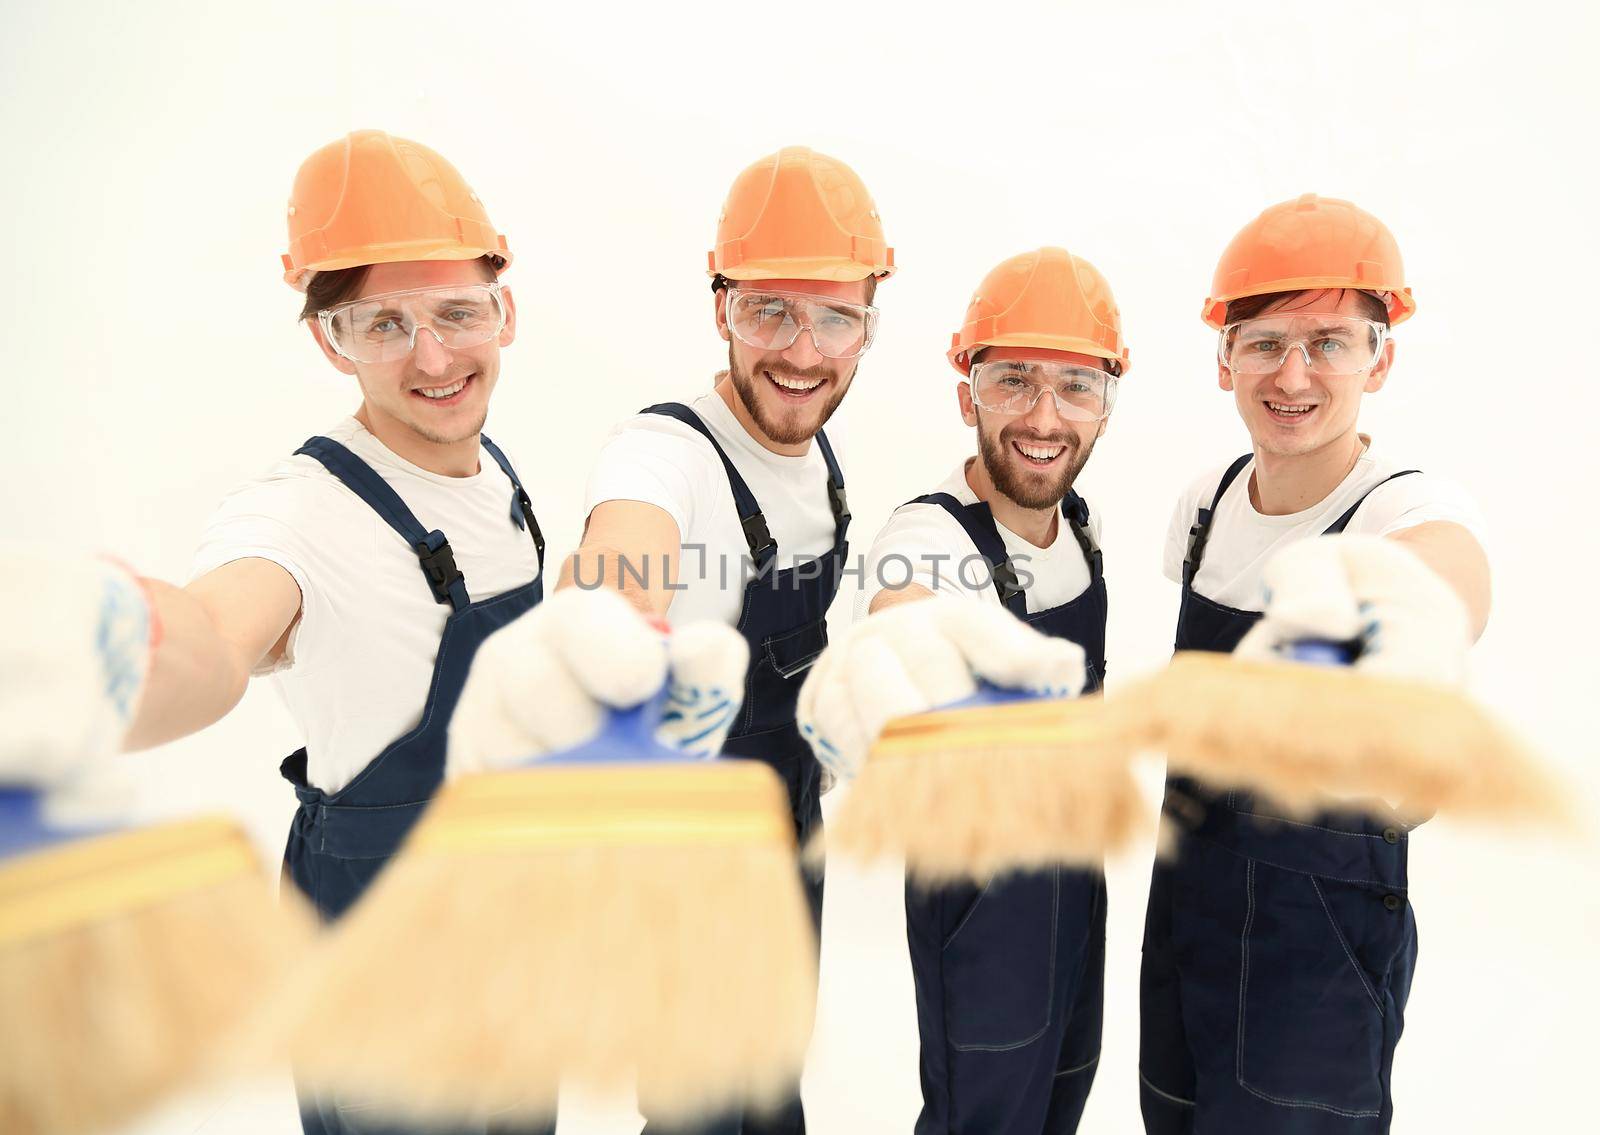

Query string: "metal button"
[[1383, 893, 1403, 912], [1383, 827, 1400, 844]]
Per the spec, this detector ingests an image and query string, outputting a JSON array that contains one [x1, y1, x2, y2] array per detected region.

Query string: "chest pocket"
[[764, 618, 829, 679]]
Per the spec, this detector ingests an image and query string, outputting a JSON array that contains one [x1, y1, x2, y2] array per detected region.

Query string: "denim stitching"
[[1236, 811, 1403, 840], [941, 879, 994, 951], [1188, 830, 1406, 891], [1054, 1054, 1100, 1077], [1139, 1070, 1195, 1107], [948, 870, 1059, 1053], [1236, 859, 1255, 1087], [1238, 1082, 1381, 1119], [1236, 859, 1383, 1119], [1310, 876, 1382, 1011], [734, 584, 758, 733]]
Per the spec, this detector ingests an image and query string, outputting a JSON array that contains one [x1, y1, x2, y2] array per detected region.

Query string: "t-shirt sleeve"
[[1162, 461, 1246, 584], [1355, 471, 1490, 547], [1162, 476, 1209, 585], [855, 504, 988, 618], [188, 476, 333, 676], [582, 419, 719, 540]]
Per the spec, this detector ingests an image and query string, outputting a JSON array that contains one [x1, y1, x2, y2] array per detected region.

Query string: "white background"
[[5, 0, 1598, 1131]]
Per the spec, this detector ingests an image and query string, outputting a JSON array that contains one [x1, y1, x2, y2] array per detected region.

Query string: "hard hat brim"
[[1202, 278, 1415, 329], [948, 332, 1130, 378], [711, 256, 893, 284], [283, 240, 512, 292]]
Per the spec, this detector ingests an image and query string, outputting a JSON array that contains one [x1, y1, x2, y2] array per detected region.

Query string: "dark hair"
[[299, 255, 499, 322], [1225, 287, 1389, 328], [712, 272, 879, 304]]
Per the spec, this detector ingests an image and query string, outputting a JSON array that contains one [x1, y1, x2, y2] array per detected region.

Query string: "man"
[[1137, 194, 1491, 1134], [0, 129, 724, 1135], [803, 247, 1126, 1134], [544, 144, 892, 1135]]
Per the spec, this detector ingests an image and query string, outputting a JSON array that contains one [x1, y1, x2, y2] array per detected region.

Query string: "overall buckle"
[[416, 537, 465, 606]]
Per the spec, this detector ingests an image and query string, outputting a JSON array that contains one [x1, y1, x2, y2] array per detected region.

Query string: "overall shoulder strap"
[[479, 433, 546, 570], [296, 436, 469, 610], [907, 492, 1027, 617], [1183, 453, 1253, 589], [641, 402, 775, 565], [1322, 470, 1423, 535], [813, 428, 850, 546], [1061, 491, 1104, 582]]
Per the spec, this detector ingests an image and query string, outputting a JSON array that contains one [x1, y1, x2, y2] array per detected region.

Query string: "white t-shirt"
[[190, 416, 543, 793], [1163, 437, 1488, 610], [854, 459, 1102, 620], [583, 387, 840, 627]]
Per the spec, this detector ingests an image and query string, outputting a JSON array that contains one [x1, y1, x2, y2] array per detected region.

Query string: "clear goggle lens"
[[969, 359, 1119, 422], [1220, 314, 1387, 377], [320, 282, 507, 364], [725, 288, 878, 360]]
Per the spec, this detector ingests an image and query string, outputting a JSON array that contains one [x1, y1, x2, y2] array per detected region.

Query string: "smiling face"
[[715, 276, 873, 447], [959, 346, 1109, 510], [309, 259, 516, 448], [1219, 289, 1392, 460]]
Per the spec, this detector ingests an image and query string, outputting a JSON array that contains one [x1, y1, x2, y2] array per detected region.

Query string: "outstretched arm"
[[123, 558, 303, 749], [1387, 521, 1491, 641]]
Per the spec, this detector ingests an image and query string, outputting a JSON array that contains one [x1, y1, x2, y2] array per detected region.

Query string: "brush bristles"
[[820, 718, 1149, 885], [0, 870, 313, 1135], [269, 840, 818, 1127], [1109, 654, 1570, 825]]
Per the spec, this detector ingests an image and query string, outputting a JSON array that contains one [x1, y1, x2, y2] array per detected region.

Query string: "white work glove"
[[797, 598, 1086, 783], [0, 549, 156, 787], [1234, 535, 1471, 686], [447, 588, 750, 777]]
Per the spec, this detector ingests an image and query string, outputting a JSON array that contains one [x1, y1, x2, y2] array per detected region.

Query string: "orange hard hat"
[[949, 247, 1130, 377], [1202, 193, 1414, 329], [708, 146, 894, 283], [282, 130, 511, 291]]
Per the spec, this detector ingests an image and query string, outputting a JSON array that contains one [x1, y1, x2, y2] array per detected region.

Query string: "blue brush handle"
[[0, 787, 105, 861], [532, 687, 692, 767], [932, 679, 1073, 713], [1283, 638, 1359, 666]]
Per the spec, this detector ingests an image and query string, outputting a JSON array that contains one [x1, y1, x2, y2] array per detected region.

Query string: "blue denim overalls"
[[637, 403, 849, 1135], [279, 434, 551, 1135], [1139, 454, 1423, 1134], [899, 490, 1109, 1134]]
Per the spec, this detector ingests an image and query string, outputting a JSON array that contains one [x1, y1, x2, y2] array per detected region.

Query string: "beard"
[[978, 416, 1094, 509], [728, 346, 853, 447]]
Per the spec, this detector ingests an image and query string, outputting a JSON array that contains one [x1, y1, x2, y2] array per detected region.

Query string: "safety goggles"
[[968, 359, 1119, 422], [318, 282, 508, 364], [1219, 314, 1387, 377], [725, 288, 879, 360]]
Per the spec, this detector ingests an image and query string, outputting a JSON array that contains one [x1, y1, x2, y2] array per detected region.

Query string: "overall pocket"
[[1236, 858, 1390, 1117], [736, 620, 828, 734], [943, 868, 1060, 1051]]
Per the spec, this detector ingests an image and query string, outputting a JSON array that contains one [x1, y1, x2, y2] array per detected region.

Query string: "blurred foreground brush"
[[814, 686, 1149, 885], [1102, 642, 1571, 828], [264, 693, 818, 1129], [0, 790, 314, 1135]]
